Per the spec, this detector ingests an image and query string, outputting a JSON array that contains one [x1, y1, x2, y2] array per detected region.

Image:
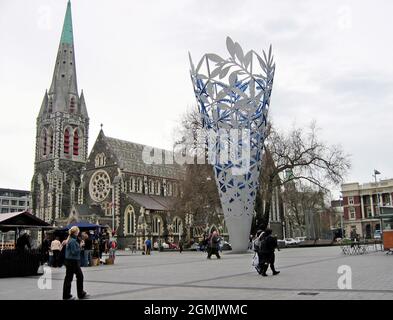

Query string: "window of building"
[[167, 182, 172, 196], [349, 207, 356, 220], [18, 201, 25, 207], [173, 217, 182, 234], [48, 128, 54, 155], [137, 178, 143, 193], [42, 128, 47, 156], [95, 153, 106, 167], [11, 200, 17, 206], [155, 181, 161, 196], [366, 207, 372, 218], [73, 129, 79, 156], [2, 200, 9, 205], [70, 181, 76, 206], [152, 216, 162, 234], [382, 193, 390, 206], [348, 197, 354, 205], [129, 177, 136, 192], [148, 180, 153, 194], [64, 129, 70, 154], [124, 205, 135, 235]]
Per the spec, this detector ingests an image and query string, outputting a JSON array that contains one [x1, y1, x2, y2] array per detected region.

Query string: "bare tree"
[[256, 122, 351, 231], [281, 181, 326, 238], [173, 109, 351, 234]]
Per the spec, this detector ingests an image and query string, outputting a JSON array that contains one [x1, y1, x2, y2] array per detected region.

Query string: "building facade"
[[30, 1, 225, 249], [71, 130, 185, 250], [341, 179, 393, 238], [0, 189, 31, 214]]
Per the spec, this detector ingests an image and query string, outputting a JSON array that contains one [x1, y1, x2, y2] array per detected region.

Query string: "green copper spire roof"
[[60, 1, 73, 44]]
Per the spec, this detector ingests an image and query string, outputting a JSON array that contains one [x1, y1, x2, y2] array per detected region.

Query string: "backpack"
[[253, 234, 265, 252]]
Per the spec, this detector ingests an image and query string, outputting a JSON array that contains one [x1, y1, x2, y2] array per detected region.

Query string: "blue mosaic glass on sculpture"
[[189, 37, 275, 252]]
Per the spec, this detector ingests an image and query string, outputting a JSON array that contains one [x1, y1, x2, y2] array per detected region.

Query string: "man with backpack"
[[257, 228, 280, 277]]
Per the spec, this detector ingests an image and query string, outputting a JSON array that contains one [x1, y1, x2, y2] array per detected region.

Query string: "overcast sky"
[[0, 0, 392, 196]]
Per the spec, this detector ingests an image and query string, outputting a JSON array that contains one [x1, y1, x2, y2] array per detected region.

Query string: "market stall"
[[0, 211, 52, 277]]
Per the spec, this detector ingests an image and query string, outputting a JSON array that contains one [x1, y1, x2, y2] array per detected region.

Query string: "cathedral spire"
[[49, 0, 78, 112]]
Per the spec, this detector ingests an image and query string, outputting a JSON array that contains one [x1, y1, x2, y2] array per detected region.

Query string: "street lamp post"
[[339, 195, 344, 238], [373, 169, 381, 216], [110, 184, 115, 236], [373, 169, 382, 249]]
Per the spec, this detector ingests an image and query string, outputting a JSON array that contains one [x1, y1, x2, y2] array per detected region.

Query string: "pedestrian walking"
[[109, 238, 117, 262], [258, 228, 280, 277], [62, 226, 89, 300], [207, 230, 221, 259], [50, 237, 62, 268], [42, 234, 51, 265], [145, 238, 152, 255], [83, 233, 93, 267], [131, 241, 137, 254], [179, 240, 183, 253]]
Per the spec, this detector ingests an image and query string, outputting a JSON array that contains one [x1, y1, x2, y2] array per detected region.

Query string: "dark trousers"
[[259, 252, 277, 274], [52, 250, 60, 267], [146, 246, 151, 255], [207, 247, 220, 259], [63, 259, 84, 299]]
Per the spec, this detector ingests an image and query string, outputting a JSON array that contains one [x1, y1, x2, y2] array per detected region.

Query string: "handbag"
[[252, 253, 259, 267]]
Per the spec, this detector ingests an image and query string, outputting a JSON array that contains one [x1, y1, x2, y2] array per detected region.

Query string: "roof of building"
[[104, 133, 184, 180], [0, 211, 50, 230], [61, 1, 73, 45], [0, 188, 30, 195], [127, 193, 176, 211], [72, 204, 103, 216]]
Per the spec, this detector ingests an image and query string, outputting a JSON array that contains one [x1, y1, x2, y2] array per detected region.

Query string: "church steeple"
[[48, 0, 79, 113], [32, 0, 89, 224]]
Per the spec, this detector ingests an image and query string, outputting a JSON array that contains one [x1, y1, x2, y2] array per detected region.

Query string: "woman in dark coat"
[[258, 228, 280, 276], [207, 231, 221, 259]]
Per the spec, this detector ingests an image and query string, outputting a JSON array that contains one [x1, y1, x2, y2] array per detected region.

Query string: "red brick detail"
[[343, 207, 349, 220]]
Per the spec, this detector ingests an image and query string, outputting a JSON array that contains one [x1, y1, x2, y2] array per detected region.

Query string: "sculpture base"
[[225, 214, 253, 253]]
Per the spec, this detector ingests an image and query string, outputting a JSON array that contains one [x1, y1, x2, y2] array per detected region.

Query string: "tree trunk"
[[260, 176, 274, 230]]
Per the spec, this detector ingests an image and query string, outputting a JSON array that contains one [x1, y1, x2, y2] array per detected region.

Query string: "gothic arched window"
[[124, 205, 135, 235], [173, 217, 182, 234], [70, 97, 76, 113], [167, 182, 172, 196], [95, 153, 106, 167], [64, 129, 70, 154], [155, 181, 161, 195], [48, 127, 54, 155], [70, 180, 76, 206], [137, 178, 143, 193], [152, 216, 162, 234], [41, 128, 47, 156], [73, 129, 79, 156], [130, 177, 136, 192]]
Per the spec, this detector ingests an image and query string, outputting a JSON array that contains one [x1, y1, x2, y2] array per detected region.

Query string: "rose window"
[[89, 170, 111, 202]]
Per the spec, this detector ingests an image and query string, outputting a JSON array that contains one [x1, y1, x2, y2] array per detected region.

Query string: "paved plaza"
[[0, 246, 392, 300]]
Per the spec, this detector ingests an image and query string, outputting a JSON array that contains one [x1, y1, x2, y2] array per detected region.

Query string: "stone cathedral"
[[31, 1, 227, 249]]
